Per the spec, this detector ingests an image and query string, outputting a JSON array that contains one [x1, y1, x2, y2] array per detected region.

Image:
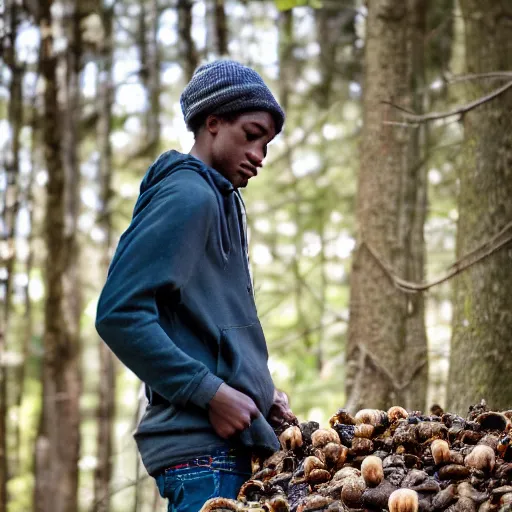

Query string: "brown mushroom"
[[500, 493, 512, 507], [355, 408, 388, 427], [438, 464, 470, 480], [361, 455, 384, 487], [388, 406, 409, 423], [388, 489, 419, 512], [323, 442, 348, 470], [465, 445, 495, 472], [279, 426, 303, 451], [332, 466, 361, 482], [341, 476, 367, 508], [297, 494, 334, 512], [264, 494, 290, 512], [431, 439, 451, 465], [304, 456, 326, 478], [237, 480, 265, 502], [311, 428, 340, 448], [475, 412, 509, 432], [352, 437, 374, 455], [308, 469, 332, 485], [329, 408, 355, 427], [199, 497, 241, 511], [354, 423, 375, 439]]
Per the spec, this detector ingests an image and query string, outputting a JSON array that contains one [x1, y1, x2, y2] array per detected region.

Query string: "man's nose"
[[247, 150, 264, 168]]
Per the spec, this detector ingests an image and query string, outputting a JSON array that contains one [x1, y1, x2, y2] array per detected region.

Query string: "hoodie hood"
[[138, 150, 234, 200]]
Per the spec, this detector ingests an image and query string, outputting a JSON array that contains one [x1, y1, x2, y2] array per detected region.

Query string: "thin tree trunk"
[[447, 0, 512, 414], [214, 0, 228, 56], [205, 0, 228, 58], [0, 1, 24, 507], [345, 0, 428, 413], [278, 10, 294, 114], [147, 0, 160, 156], [177, 0, 198, 81], [34, 1, 82, 510], [138, 0, 160, 159], [93, 5, 116, 512], [12, 96, 36, 479]]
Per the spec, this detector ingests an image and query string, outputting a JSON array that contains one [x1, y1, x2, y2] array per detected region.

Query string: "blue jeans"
[[154, 451, 252, 512]]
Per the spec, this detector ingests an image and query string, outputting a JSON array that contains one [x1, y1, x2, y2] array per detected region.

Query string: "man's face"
[[208, 111, 277, 189]]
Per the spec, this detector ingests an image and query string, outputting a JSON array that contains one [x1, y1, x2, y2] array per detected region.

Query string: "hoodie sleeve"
[[95, 169, 224, 409]]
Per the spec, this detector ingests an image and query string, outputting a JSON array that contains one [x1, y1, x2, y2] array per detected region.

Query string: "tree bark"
[[93, 5, 116, 512], [0, 0, 24, 508], [278, 10, 294, 114], [137, 0, 161, 160], [346, 0, 428, 413], [177, 0, 198, 81], [205, 0, 228, 58], [447, 0, 512, 414], [33, 1, 82, 510]]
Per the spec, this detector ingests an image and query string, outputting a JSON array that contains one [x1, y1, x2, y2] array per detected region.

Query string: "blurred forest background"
[[0, 0, 511, 510]]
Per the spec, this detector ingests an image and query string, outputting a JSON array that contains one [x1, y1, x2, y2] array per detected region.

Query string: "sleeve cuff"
[[189, 372, 224, 409]]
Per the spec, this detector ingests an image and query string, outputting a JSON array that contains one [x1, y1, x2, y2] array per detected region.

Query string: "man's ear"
[[205, 115, 221, 135]]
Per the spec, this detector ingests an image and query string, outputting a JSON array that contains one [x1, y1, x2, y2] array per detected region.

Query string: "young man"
[[95, 60, 295, 512]]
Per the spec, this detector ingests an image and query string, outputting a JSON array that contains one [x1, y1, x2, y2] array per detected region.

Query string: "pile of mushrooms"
[[200, 401, 512, 512]]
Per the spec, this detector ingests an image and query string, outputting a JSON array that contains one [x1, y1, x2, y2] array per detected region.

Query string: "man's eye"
[[246, 132, 259, 141]]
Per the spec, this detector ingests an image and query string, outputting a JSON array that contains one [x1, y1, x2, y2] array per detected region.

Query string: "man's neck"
[[189, 142, 212, 168]]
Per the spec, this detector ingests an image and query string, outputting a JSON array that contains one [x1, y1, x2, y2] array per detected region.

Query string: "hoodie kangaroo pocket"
[[216, 323, 274, 416]]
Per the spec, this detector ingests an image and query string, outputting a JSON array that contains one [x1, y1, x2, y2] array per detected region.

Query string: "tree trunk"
[[177, 0, 198, 81], [1, 0, 24, 507], [137, 0, 161, 160], [278, 10, 294, 114], [34, 1, 82, 510], [205, 0, 228, 58], [447, 0, 512, 414], [345, 0, 428, 413], [93, 5, 116, 512]]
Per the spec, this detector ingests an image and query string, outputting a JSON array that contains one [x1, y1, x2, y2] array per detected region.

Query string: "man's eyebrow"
[[246, 121, 268, 134]]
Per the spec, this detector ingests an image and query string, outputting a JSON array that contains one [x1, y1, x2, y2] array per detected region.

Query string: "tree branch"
[[360, 219, 512, 293], [383, 79, 512, 123]]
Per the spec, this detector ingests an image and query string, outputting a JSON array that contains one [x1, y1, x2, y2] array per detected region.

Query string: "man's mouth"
[[240, 164, 258, 178]]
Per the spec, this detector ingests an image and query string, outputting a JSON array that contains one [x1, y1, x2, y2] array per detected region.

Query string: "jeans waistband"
[[159, 447, 251, 475]]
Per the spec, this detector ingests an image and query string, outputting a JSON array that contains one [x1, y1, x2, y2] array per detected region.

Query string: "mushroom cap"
[[361, 455, 384, 487], [304, 456, 325, 478], [323, 442, 347, 468], [199, 497, 241, 511], [308, 468, 332, 485], [341, 476, 367, 508], [311, 428, 340, 448], [354, 423, 375, 439], [237, 479, 265, 502], [297, 494, 333, 512], [438, 463, 470, 480], [388, 488, 419, 512], [465, 444, 496, 472], [329, 408, 355, 427], [333, 466, 360, 482], [355, 409, 388, 427], [476, 412, 509, 432], [431, 439, 451, 465], [352, 437, 374, 455], [388, 406, 409, 423], [279, 426, 303, 451]]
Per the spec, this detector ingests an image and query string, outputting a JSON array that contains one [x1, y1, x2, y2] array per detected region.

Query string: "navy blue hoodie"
[[95, 150, 279, 475]]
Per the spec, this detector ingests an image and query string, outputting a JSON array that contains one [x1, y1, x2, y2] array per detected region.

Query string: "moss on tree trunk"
[[447, 0, 512, 414], [346, 0, 429, 412]]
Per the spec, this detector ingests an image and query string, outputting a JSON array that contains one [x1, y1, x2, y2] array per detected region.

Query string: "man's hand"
[[268, 388, 297, 427], [208, 383, 260, 439]]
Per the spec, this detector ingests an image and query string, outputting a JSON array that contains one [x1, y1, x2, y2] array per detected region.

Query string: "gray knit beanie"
[[180, 59, 285, 134]]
